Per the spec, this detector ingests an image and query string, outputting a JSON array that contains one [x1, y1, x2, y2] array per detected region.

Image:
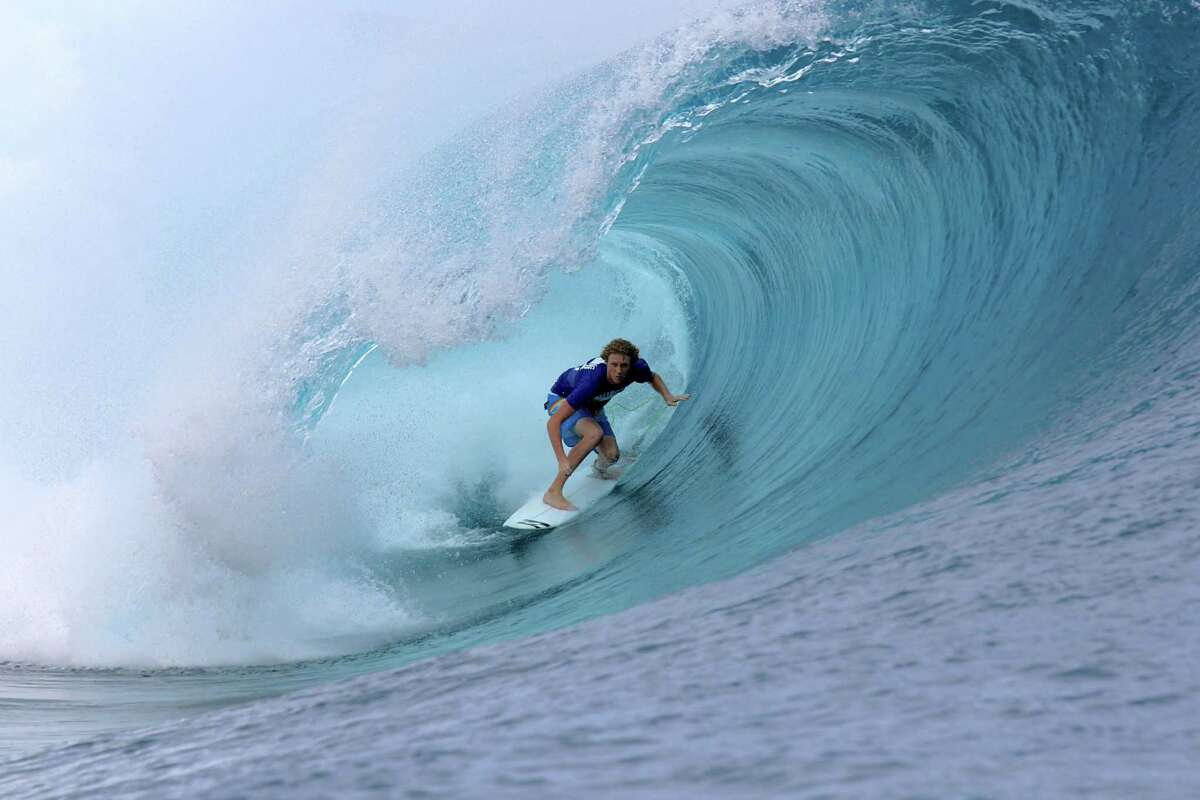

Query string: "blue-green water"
[[3, 0, 1199, 795]]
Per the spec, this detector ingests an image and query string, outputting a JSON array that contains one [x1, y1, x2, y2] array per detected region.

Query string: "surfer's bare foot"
[[543, 490, 576, 511], [592, 464, 621, 480]]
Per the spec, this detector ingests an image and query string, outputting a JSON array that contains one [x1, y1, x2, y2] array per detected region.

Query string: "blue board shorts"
[[545, 393, 614, 448]]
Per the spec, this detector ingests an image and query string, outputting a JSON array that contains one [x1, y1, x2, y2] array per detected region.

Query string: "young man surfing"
[[543, 338, 689, 511]]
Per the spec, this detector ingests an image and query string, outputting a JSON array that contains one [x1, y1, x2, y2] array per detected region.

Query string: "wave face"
[[604, 0, 1199, 568], [3, 0, 1200, 791]]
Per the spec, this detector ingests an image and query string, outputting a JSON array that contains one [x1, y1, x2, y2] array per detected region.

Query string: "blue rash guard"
[[546, 356, 654, 447], [551, 356, 654, 412]]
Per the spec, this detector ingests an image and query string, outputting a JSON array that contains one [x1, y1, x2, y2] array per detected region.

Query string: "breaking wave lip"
[[4, 0, 1200, 685]]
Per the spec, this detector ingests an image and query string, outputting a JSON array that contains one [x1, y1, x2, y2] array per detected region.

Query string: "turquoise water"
[[3, 0, 1200, 795]]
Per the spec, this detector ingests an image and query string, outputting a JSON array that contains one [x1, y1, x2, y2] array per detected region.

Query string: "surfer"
[[543, 338, 689, 511]]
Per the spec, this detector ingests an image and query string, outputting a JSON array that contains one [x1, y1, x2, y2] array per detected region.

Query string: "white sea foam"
[[0, 1, 809, 667]]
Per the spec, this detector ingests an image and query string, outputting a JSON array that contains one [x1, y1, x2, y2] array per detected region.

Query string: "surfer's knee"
[[577, 420, 604, 446]]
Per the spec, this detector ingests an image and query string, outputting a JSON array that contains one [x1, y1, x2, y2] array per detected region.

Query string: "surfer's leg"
[[590, 434, 619, 472], [566, 417, 605, 470], [544, 417, 604, 511], [593, 435, 620, 478], [591, 412, 619, 477]]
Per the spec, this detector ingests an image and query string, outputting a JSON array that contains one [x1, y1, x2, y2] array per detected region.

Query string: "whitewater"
[[2, 0, 1199, 796]]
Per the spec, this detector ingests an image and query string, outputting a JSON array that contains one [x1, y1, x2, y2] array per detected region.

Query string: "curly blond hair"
[[600, 338, 639, 362]]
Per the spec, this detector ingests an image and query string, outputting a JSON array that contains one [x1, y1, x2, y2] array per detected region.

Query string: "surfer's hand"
[[666, 393, 691, 406], [558, 456, 574, 476]]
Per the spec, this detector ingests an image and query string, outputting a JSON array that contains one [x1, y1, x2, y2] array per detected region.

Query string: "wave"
[[2, 0, 1198, 678]]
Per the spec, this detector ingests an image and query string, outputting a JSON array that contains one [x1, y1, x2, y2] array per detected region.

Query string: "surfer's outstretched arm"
[[650, 372, 690, 406]]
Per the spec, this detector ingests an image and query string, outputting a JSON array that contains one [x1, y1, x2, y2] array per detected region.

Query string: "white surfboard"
[[503, 455, 621, 530]]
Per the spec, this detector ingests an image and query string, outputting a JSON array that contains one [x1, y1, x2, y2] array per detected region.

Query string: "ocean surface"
[[2, 0, 1199, 796]]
